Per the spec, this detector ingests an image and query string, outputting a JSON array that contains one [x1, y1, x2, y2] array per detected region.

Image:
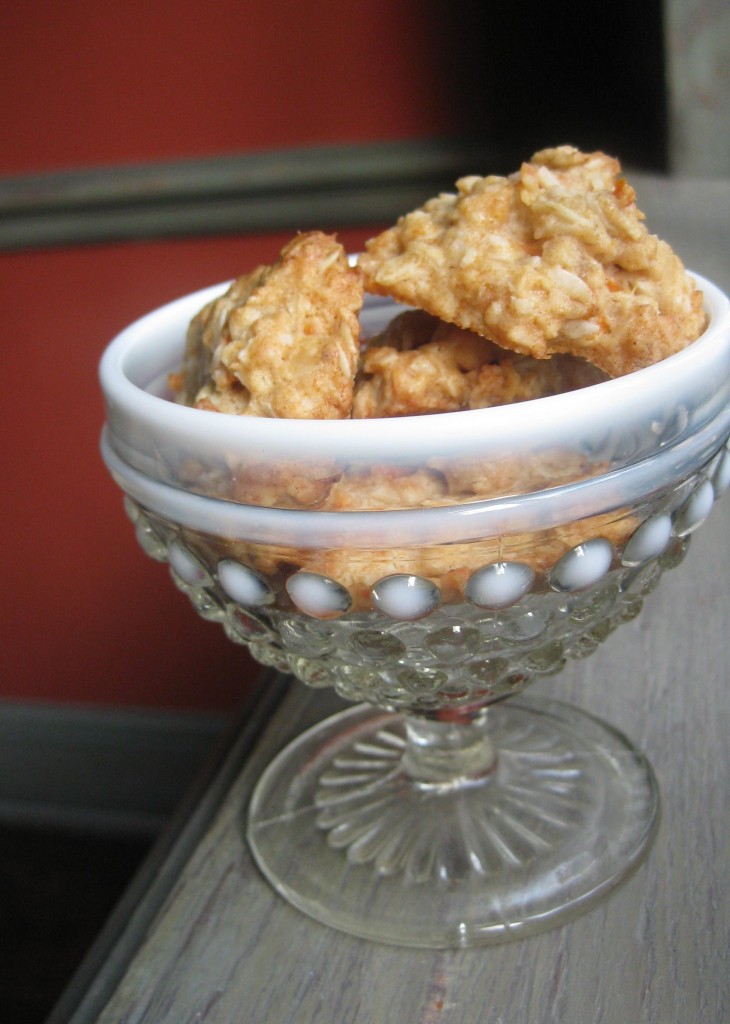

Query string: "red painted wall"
[[0, 1, 452, 175], [1, 1, 453, 710]]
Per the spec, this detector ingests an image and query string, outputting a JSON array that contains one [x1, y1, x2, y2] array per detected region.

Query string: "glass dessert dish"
[[100, 273, 730, 948]]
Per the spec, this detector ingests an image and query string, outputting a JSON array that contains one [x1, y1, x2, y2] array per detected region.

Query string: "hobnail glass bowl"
[[100, 273, 730, 948]]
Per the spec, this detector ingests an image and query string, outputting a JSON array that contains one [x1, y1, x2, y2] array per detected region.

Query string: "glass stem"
[[402, 707, 497, 787]]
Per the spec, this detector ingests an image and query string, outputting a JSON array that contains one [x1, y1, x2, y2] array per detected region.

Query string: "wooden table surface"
[[51, 176, 730, 1024]]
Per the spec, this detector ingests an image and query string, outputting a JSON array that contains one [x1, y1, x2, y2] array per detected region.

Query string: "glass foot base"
[[247, 696, 659, 947]]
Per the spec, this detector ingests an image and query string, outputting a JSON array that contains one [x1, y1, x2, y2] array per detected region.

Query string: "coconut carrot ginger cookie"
[[352, 309, 606, 418], [358, 146, 706, 378], [180, 231, 363, 418]]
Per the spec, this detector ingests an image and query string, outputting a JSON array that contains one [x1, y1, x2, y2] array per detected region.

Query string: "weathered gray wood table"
[[51, 177, 730, 1024]]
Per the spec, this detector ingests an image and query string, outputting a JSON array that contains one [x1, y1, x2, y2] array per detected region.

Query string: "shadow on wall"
[[429, 0, 668, 171]]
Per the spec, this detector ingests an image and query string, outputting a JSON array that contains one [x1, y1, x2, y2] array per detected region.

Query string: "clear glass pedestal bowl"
[[100, 273, 730, 948]]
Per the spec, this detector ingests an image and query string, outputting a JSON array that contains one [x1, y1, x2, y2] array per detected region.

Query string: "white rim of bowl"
[[99, 272, 730, 466], [101, 408, 730, 548]]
